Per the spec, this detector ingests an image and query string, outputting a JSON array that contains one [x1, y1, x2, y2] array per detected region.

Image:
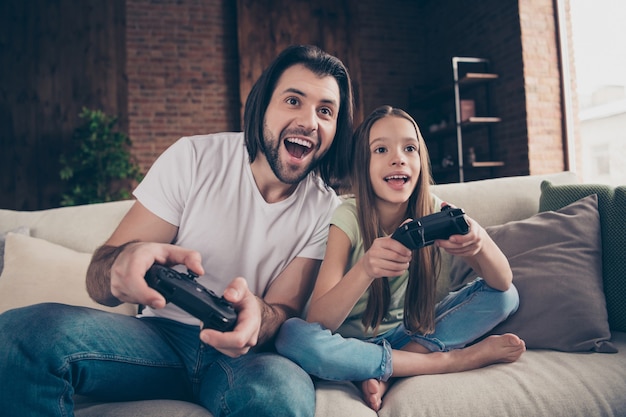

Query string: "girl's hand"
[[436, 212, 513, 291], [435, 215, 484, 257], [360, 236, 412, 280]]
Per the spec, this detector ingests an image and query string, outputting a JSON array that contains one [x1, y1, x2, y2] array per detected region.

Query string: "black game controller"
[[391, 205, 470, 250], [145, 264, 237, 332]]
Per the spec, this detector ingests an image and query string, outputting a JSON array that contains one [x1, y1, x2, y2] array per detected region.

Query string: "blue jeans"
[[0, 303, 314, 417], [275, 278, 519, 382]]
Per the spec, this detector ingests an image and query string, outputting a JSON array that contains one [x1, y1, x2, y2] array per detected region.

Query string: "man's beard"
[[262, 126, 322, 184]]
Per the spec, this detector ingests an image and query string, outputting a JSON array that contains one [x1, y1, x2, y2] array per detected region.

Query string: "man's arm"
[[200, 256, 320, 357], [87, 241, 139, 306], [258, 256, 320, 345], [86, 201, 203, 308]]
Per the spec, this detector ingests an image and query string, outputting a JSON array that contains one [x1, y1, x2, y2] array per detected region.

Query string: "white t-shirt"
[[134, 132, 341, 325]]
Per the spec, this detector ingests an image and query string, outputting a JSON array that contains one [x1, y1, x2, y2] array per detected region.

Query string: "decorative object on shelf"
[[466, 147, 476, 164], [441, 154, 455, 168], [460, 100, 475, 121]]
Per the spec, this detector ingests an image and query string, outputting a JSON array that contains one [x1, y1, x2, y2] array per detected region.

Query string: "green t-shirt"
[[332, 195, 443, 339]]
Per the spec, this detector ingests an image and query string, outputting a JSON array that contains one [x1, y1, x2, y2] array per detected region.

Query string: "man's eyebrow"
[[282, 87, 338, 107], [283, 87, 305, 96]]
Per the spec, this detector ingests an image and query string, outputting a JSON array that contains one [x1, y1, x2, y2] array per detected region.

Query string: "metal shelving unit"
[[452, 57, 502, 182]]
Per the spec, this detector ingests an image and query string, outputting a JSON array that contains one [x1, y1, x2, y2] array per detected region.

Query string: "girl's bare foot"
[[360, 378, 390, 411], [356, 335, 525, 410], [458, 333, 526, 369], [392, 333, 526, 377]]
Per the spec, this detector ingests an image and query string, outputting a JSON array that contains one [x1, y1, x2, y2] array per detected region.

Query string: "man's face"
[[262, 64, 340, 184]]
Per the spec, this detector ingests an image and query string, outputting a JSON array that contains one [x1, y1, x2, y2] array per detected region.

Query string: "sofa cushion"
[[75, 399, 212, 417], [0, 233, 136, 315], [0, 225, 29, 274], [431, 171, 579, 228], [431, 171, 579, 301], [450, 195, 616, 352], [539, 181, 626, 333], [378, 331, 626, 417], [0, 200, 134, 254]]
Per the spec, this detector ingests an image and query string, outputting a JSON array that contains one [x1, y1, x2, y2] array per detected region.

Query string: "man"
[[0, 44, 354, 417]]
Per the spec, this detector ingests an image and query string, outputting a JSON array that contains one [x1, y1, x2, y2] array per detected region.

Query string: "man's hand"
[[108, 242, 204, 308], [199, 277, 262, 358]]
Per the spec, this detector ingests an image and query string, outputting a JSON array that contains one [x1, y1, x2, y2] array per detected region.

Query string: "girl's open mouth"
[[384, 174, 409, 186]]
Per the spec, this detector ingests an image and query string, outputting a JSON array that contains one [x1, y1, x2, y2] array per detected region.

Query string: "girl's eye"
[[373, 146, 387, 154], [286, 97, 299, 106], [405, 145, 418, 152]]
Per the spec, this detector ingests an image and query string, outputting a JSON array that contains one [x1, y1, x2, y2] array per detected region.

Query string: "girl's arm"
[[306, 225, 412, 331], [437, 216, 512, 291]]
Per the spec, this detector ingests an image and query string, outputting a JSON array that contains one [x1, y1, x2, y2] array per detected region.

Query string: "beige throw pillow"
[[0, 233, 136, 315]]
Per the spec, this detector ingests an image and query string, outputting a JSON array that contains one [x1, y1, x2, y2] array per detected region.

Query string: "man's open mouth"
[[284, 137, 313, 159]]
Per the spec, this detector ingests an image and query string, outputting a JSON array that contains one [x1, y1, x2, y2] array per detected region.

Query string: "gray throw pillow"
[[449, 194, 616, 353], [539, 181, 626, 332], [0, 226, 30, 274]]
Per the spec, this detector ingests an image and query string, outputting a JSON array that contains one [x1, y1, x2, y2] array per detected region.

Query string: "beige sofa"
[[1, 171, 625, 417]]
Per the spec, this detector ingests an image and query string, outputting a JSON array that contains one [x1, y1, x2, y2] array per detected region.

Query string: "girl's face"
[[368, 115, 421, 205]]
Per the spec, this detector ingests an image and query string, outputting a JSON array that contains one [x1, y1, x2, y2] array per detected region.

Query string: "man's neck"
[[250, 157, 298, 203]]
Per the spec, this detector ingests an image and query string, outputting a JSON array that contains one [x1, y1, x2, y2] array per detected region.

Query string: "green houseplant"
[[59, 108, 143, 206]]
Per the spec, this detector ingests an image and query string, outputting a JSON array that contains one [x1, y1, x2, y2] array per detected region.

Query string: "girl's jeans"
[[0, 303, 314, 417], [275, 278, 519, 382]]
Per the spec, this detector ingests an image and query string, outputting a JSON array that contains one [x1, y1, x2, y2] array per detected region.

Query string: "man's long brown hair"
[[350, 105, 440, 335], [243, 44, 355, 185]]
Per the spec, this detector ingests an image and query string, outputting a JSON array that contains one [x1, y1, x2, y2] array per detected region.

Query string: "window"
[[570, 0, 626, 186]]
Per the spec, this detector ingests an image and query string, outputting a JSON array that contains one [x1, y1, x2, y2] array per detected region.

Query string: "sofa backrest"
[[431, 171, 579, 227], [0, 200, 134, 253], [1, 171, 580, 255]]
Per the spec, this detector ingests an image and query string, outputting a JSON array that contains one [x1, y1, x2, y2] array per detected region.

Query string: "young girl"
[[275, 105, 525, 411]]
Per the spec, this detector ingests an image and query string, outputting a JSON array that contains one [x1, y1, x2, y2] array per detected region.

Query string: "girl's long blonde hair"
[[350, 105, 440, 335]]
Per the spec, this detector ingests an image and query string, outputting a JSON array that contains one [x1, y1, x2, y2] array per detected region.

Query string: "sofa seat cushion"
[[378, 331, 626, 417], [75, 380, 379, 417], [0, 233, 136, 315], [75, 399, 212, 417], [74, 332, 626, 417]]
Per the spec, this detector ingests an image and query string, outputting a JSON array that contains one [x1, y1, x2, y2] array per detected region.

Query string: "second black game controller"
[[145, 264, 237, 332], [391, 205, 470, 250]]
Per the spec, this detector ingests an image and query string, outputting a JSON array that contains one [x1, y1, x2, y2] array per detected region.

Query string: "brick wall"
[[355, 1, 423, 115], [0, 0, 579, 209], [125, 0, 240, 173], [384, 0, 536, 179], [124, 0, 575, 178], [360, 0, 576, 179], [520, 0, 566, 174]]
